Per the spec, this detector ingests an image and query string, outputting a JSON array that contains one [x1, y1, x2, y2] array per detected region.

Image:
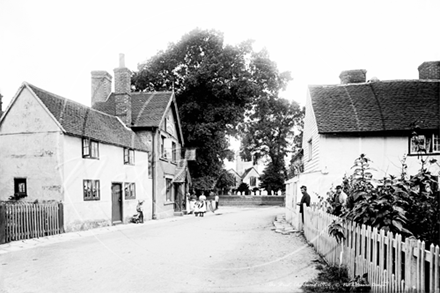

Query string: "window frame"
[[123, 148, 135, 165], [308, 138, 313, 161], [14, 178, 27, 197], [83, 179, 100, 201], [161, 135, 167, 159], [124, 182, 136, 200], [172, 142, 177, 163], [82, 138, 99, 159], [249, 176, 257, 187], [409, 132, 440, 156]]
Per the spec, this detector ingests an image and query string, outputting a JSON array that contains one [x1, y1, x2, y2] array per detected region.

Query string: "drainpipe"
[[152, 129, 157, 220]]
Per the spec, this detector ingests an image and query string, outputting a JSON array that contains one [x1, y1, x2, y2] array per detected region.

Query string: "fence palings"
[[303, 204, 440, 293], [0, 202, 64, 244]]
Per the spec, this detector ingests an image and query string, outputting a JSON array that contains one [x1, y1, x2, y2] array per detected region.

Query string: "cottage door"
[[111, 183, 123, 224], [174, 183, 182, 212]]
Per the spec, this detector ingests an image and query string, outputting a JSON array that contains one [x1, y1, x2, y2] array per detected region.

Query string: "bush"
[[237, 182, 249, 195], [328, 153, 440, 246]]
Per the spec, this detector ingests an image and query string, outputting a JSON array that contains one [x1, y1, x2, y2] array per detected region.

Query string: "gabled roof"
[[227, 168, 240, 177], [241, 167, 259, 179], [309, 80, 440, 134], [93, 91, 184, 144], [21, 83, 148, 151]]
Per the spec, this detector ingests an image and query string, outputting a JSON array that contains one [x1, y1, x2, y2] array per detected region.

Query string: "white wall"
[[296, 135, 440, 201], [62, 135, 150, 231], [0, 87, 65, 201]]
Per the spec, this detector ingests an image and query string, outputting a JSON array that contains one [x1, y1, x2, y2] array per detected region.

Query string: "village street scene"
[[1, 1, 440, 293]]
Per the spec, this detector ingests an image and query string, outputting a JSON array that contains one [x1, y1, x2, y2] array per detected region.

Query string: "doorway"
[[111, 183, 123, 224]]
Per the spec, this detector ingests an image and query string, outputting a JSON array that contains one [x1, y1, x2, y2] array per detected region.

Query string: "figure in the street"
[[333, 185, 347, 215], [297, 185, 311, 223], [131, 200, 144, 223], [195, 192, 207, 217]]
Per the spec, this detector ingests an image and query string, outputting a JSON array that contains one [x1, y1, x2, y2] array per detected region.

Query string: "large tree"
[[132, 28, 294, 189], [240, 97, 303, 192]]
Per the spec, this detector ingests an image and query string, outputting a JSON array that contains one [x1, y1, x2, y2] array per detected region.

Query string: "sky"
[[1, 0, 440, 111]]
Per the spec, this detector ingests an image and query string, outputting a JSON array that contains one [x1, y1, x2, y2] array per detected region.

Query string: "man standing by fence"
[[297, 185, 311, 223]]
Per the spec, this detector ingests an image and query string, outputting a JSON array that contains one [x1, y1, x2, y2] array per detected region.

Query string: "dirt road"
[[0, 206, 319, 293]]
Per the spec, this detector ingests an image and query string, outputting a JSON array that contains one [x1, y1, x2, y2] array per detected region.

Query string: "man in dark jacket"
[[297, 185, 311, 223]]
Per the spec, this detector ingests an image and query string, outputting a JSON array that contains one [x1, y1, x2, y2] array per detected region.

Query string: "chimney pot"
[[339, 69, 367, 84], [418, 61, 440, 80], [119, 53, 125, 68]]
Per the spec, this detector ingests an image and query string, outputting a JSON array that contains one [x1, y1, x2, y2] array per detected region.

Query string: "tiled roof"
[[93, 92, 174, 128], [309, 80, 440, 134], [27, 83, 148, 151]]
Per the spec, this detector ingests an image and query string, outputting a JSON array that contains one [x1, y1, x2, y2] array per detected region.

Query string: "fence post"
[[404, 238, 418, 291], [58, 202, 64, 233], [0, 204, 5, 244]]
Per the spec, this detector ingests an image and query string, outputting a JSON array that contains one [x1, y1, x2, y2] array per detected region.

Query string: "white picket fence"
[[303, 204, 440, 293]]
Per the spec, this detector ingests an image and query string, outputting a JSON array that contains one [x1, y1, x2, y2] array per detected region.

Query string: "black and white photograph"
[[1, 1, 440, 292]]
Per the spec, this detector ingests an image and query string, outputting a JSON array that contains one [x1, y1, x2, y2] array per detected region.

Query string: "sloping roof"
[[241, 167, 259, 179], [93, 92, 174, 127], [309, 80, 440, 134], [26, 83, 148, 151]]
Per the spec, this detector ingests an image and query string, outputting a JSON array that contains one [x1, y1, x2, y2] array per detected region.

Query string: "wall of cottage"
[[0, 87, 65, 201], [62, 135, 150, 232], [302, 90, 321, 174], [292, 135, 440, 206]]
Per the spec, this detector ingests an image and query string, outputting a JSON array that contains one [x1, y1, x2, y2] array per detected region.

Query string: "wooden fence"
[[0, 201, 64, 244], [303, 204, 440, 293]]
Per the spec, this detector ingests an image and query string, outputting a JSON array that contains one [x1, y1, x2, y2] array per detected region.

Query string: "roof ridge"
[[27, 83, 125, 121]]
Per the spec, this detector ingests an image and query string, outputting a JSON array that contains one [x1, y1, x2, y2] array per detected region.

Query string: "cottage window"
[[250, 176, 257, 187], [124, 182, 136, 199], [172, 142, 177, 163], [166, 178, 173, 202], [308, 139, 313, 161], [83, 180, 100, 201], [161, 136, 167, 159], [409, 132, 440, 155], [14, 178, 27, 197], [124, 148, 135, 164], [82, 138, 99, 159]]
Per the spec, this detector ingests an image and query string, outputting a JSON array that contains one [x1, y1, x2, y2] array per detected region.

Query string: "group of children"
[[188, 192, 219, 217]]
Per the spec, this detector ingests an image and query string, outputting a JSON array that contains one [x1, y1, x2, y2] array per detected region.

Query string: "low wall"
[[218, 195, 284, 206]]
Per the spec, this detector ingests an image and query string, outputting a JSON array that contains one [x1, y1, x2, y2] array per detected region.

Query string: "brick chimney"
[[418, 61, 440, 80], [91, 71, 112, 106], [339, 69, 367, 84], [114, 53, 132, 126]]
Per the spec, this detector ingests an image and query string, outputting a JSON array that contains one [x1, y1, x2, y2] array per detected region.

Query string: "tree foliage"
[[238, 48, 303, 189], [132, 28, 287, 182]]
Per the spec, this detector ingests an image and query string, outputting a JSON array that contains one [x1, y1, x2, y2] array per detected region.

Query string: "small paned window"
[[82, 138, 99, 159], [409, 132, 440, 155], [124, 183, 136, 199], [308, 139, 313, 161], [172, 142, 177, 163], [83, 180, 100, 201], [14, 178, 27, 197], [161, 136, 166, 159], [124, 148, 135, 164], [250, 176, 257, 187]]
